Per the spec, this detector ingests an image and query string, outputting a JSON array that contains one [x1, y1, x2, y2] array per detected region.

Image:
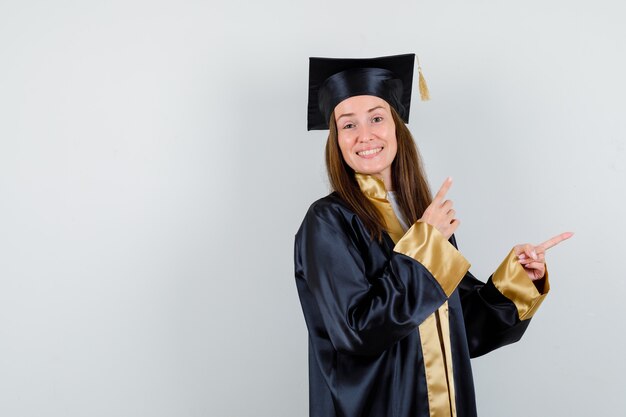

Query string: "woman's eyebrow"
[[337, 106, 386, 121], [336, 112, 355, 120]]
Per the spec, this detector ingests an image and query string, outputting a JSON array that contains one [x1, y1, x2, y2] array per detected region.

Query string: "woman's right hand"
[[419, 177, 459, 240]]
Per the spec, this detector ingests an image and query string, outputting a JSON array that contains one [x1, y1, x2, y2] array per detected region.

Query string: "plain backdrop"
[[1, 0, 625, 416]]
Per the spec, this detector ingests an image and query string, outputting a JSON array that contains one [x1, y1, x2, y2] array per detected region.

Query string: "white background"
[[1, 0, 624, 416]]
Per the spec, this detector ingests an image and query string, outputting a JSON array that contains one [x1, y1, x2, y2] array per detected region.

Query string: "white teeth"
[[358, 147, 382, 156]]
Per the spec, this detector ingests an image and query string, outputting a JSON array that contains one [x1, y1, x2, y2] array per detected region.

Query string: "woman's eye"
[[372, 116, 383, 123], [343, 123, 355, 129]]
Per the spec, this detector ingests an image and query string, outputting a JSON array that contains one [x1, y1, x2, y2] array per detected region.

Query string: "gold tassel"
[[417, 56, 430, 101]]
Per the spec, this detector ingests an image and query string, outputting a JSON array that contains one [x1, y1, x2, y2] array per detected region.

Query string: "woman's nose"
[[357, 124, 373, 142]]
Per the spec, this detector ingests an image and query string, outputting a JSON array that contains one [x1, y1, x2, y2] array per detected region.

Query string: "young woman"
[[294, 54, 571, 417]]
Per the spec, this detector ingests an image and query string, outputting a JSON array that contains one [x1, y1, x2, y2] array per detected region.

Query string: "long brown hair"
[[325, 106, 432, 241]]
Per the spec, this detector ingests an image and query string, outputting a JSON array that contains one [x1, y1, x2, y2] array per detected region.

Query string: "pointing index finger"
[[537, 232, 574, 251], [433, 177, 452, 205]]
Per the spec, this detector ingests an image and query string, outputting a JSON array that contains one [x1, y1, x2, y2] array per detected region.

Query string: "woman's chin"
[[354, 164, 389, 176]]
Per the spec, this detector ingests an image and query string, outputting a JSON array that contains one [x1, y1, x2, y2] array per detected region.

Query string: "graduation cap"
[[307, 53, 429, 131]]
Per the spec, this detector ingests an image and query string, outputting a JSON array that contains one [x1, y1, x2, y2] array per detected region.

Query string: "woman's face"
[[334, 95, 397, 186]]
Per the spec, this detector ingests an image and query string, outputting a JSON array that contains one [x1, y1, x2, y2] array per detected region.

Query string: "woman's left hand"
[[515, 232, 574, 281]]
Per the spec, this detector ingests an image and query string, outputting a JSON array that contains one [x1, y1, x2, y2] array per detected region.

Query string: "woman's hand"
[[419, 177, 459, 240], [515, 232, 574, 280]]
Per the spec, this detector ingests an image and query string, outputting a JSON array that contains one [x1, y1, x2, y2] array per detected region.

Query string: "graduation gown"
[[294, 174, 549, 417]]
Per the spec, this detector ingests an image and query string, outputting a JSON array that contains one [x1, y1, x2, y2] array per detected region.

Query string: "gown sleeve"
[[294, 202, 470, 356], [450, 235, 550, 358]]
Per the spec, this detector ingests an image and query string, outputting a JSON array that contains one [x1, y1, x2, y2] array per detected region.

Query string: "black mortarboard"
[[307, 54, 416, 131]]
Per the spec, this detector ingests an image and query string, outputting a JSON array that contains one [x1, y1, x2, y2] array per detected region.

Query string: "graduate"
[[294, 54, 573, 417]]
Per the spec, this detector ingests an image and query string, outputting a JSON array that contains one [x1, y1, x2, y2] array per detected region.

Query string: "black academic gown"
[[294, 175, 549, 417]]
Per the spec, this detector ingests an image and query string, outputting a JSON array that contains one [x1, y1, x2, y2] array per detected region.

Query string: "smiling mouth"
[[357, 147, 383, 157]]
